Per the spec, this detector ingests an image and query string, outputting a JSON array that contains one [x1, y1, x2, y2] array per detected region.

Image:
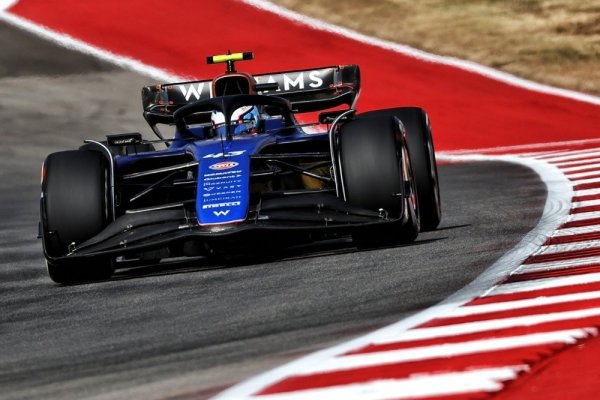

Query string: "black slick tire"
[[360, 107, 441, 230], [339, 114, 419, 247], [41, 150, 113, 284]]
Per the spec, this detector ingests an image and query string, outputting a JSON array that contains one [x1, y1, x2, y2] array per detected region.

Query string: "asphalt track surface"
[[0, 24, 547, 399]]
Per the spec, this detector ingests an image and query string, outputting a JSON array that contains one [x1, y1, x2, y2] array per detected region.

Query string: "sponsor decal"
[[112, 138, 136, 145], [202, 201, 241, 209], [209, 161, 239, 170], [203, 189, 242, 198], [255, 69, 329, 92], [178, 82, 210, 101], [212, 210, 231, 217], [203, 172, 242, 180]]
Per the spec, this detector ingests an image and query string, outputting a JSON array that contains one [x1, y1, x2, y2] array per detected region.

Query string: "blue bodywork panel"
[[115, 117, 329, 226], [198, 155, 249, 225]]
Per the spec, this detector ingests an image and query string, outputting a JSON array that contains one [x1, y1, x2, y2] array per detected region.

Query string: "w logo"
[[213, 210, 231, 217], [179, 83, 208, 101]]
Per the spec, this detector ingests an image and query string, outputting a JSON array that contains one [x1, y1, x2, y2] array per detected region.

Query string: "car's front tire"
[[41, 150, 113, 284]]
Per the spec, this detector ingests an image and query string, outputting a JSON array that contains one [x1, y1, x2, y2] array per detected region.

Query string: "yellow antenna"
[[206, 52, 254, 72]]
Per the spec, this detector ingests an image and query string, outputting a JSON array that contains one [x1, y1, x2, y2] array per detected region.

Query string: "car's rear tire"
[[360, 107, 441, 230], [41, 150, 113, 283], [339, 114, 419, 247]]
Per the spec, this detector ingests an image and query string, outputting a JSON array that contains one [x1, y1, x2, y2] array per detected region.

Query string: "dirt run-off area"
[[271, 0, 600, 95]]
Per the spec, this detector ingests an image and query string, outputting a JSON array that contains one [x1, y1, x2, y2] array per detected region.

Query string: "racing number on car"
[[203, 150, 246, 158]]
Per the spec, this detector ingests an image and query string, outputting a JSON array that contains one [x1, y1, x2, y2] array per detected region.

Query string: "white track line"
[[534, 148, 600, 160], [449, 292, 600, 317], [518, 151, 563, 158], [572, 199, 600, 208], [491, 273, 600, 295], [252, 367, 526, 400], [534, 150, 600, 163], [569, 177, 600, 186], [565, 212, 600, 222], [531, 151, 584, 160], [515, 257, 600, 274], [563, 165, 600, 174], [536, 240, 600, 255], [373, 308, 600, 344], [555, 157, 600, 168], [0, 0, 17, 11], [294, 329, 592, 376], [569, 171, 600, 180], [567, 168, 600, 177], [0, 9, 181, 82], [242, 0, 600, 107], [551, 225, 600, 236], [573, 188, 600, 197]]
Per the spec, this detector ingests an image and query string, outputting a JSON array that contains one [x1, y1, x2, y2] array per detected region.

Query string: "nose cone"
[[196, 152, 250, 226]]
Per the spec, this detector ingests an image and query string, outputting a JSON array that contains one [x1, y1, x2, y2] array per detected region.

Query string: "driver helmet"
[[211, 106, 259, 136]]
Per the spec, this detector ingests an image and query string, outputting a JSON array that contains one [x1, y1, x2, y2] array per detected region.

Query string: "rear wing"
[[141, 65, 360, 128]]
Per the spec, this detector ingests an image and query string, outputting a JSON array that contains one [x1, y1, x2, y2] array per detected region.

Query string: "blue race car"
[[39, 52, 441, 284]]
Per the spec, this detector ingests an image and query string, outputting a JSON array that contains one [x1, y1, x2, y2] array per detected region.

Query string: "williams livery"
[[39, 52, 441, 284]]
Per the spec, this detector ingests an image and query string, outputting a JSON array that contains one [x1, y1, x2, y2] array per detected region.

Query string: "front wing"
[[43, 193, 409, 262]]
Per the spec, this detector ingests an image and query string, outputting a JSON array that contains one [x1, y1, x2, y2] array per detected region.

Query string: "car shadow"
[[107, 234, 449, 282], [432, 223, 471, 232], [51, 224, 465, 285]]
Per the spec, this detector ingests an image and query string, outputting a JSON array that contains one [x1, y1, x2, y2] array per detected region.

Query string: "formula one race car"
[[39, 52, 441, 284]]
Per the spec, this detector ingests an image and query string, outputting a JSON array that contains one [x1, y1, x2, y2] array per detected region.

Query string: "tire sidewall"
[[41, 150, 109, 257], [360, 107, 441, 230]]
